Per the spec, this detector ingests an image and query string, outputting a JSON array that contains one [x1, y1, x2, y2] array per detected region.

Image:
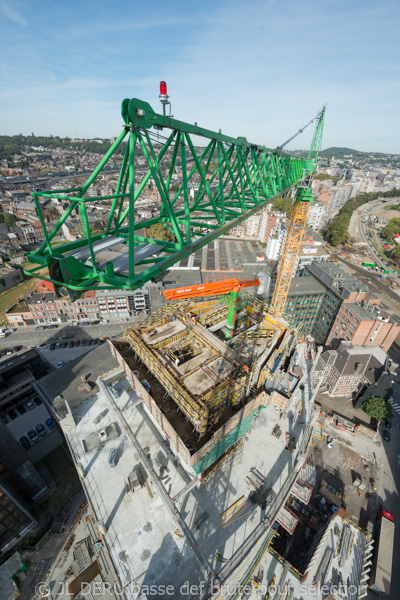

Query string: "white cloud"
[[0, 1, 28, 26]]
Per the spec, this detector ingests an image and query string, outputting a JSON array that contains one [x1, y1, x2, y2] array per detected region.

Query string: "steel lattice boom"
[[23, 98, 319, 299], [269, 106, 326, 317]]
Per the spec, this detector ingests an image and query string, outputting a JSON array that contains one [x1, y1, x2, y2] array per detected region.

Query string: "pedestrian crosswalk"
[[388, 398, 400, 414]]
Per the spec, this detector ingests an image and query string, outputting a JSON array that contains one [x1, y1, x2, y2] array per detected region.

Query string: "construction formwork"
[[110, 296, 300, 474], [110, 339, 268, 474]]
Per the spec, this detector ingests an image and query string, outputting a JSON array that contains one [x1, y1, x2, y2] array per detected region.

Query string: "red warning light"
[[160, 81, 167, 96]]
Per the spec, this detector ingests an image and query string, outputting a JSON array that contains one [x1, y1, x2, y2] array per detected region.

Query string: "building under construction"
[[110, 292, 302, 475]]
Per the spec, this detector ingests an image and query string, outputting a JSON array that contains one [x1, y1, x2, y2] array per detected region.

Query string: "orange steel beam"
[[163, 278, 259, 301]]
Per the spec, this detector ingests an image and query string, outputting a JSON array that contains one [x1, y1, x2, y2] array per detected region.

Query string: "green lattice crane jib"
[[23, 98, 323, 299]]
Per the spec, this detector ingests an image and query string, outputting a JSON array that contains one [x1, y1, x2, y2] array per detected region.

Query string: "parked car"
[[34, 397, 42, 406], [49, 343, 56, 351], [81, 322, 89, 326], [81, 339, 87, 346], [71, 322, 78, 326], [20, 436, 30, 449], [37, 343, 47, 349], [27, 429, 39, 443], [17, 405, 26, 415], [62, 334, 74, 339], [55, 343, 61, 349], [385, 418, 392, 429], [35, 326, 45, 330], [383, 430, 391, 442], [7, 409, 17, 420], [100, 319, 108, 324], [13, 345, 22, 352], [36, 423, 47, 437], [45, 418, 55, 430], [57, 360, 63, 368], [75, 340, 80, 347], [68, 341, 75, 348], [65, 359, 71, 364], [25, 400, 34, 411], [1, 414, 8, 425], [61, 342, 68, 348], [48, 324, 59, 329]]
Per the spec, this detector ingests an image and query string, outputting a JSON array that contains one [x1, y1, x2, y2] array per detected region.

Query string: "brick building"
[[6, 282, 151, 326], [326, 302, 399, 353]]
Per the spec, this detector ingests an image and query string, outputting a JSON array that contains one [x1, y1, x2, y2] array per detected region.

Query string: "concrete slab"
[[183, 357, 235, 396], [142, 321, 186, 346]]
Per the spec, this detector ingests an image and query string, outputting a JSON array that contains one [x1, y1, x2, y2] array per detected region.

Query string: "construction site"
[[22, 91, 380, 598], [33, 290, 372, 599], [110, 281, 303, 475]]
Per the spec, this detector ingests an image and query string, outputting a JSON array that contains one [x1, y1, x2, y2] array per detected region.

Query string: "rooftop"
[[55, 356, 319, 599], [287, 276, 327, 296], [34, 343, 119, 419]]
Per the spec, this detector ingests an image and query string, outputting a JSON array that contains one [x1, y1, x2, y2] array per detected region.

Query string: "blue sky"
[[0, 0, 399, 153]]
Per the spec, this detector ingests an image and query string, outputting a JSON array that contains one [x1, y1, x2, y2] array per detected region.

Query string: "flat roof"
[[345, 302, 385, 322], [35, 343, 119, 418], [56, 351, 321, 599], [288, 276, 327, 296]]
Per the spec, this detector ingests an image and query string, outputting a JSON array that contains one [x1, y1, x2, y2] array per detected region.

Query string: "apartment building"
[[314, 342, 387, 398], [266, 223, 287, 260], [295, 246, 330, 276], [6, 283, 151, 326], [307, 202, 326, 230], [326, 302, 400, 353]]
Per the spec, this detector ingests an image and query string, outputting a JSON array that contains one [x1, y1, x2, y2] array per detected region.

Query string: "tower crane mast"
[[269, 106, 326, 317]]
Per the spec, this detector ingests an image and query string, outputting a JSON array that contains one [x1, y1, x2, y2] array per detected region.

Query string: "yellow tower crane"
[[269, 106, 326, 317]]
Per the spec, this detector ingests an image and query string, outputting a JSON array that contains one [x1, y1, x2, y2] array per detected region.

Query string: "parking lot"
[[36, 338, 104, 367]]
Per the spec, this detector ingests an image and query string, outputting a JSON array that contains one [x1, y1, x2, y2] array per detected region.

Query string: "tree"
[[391, 244, 400, 260], [147, 223, 176, 242], [0, 213, 18, 227], [89, 220, 104, 234], [273, 196, 293, 217], [362, 395, 392, 422], [382, 218, 400, 242]]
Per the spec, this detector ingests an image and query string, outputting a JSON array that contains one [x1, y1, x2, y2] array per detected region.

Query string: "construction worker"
[[215, 551, 228, 562]]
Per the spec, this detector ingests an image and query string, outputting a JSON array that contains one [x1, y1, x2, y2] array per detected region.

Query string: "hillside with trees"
[[324, 189, 400, 246]]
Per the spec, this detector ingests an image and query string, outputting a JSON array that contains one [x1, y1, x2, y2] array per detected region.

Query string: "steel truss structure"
[[23, 97, 317, 298], [270, 106, 326, 316]]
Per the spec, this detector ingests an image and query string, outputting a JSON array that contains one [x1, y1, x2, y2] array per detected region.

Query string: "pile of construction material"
[[220, 496, 251, 527]]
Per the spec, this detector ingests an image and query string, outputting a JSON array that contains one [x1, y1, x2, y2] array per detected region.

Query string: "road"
[[375, 372, 400, 597], [348, 198, 400, 282], [0, 319, 141, 354]]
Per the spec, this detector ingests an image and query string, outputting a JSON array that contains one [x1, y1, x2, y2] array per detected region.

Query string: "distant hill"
[[320, 147, 361, 157]]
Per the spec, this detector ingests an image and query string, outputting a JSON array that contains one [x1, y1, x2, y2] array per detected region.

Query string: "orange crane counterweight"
[[163, 278, 259, 340]]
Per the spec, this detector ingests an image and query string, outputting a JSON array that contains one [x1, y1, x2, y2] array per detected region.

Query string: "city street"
[[0, 319, 144, 362], [377, 374, 400, 595]]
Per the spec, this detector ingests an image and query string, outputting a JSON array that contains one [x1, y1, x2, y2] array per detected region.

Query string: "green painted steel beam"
[[23, 97, 321, 299]]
